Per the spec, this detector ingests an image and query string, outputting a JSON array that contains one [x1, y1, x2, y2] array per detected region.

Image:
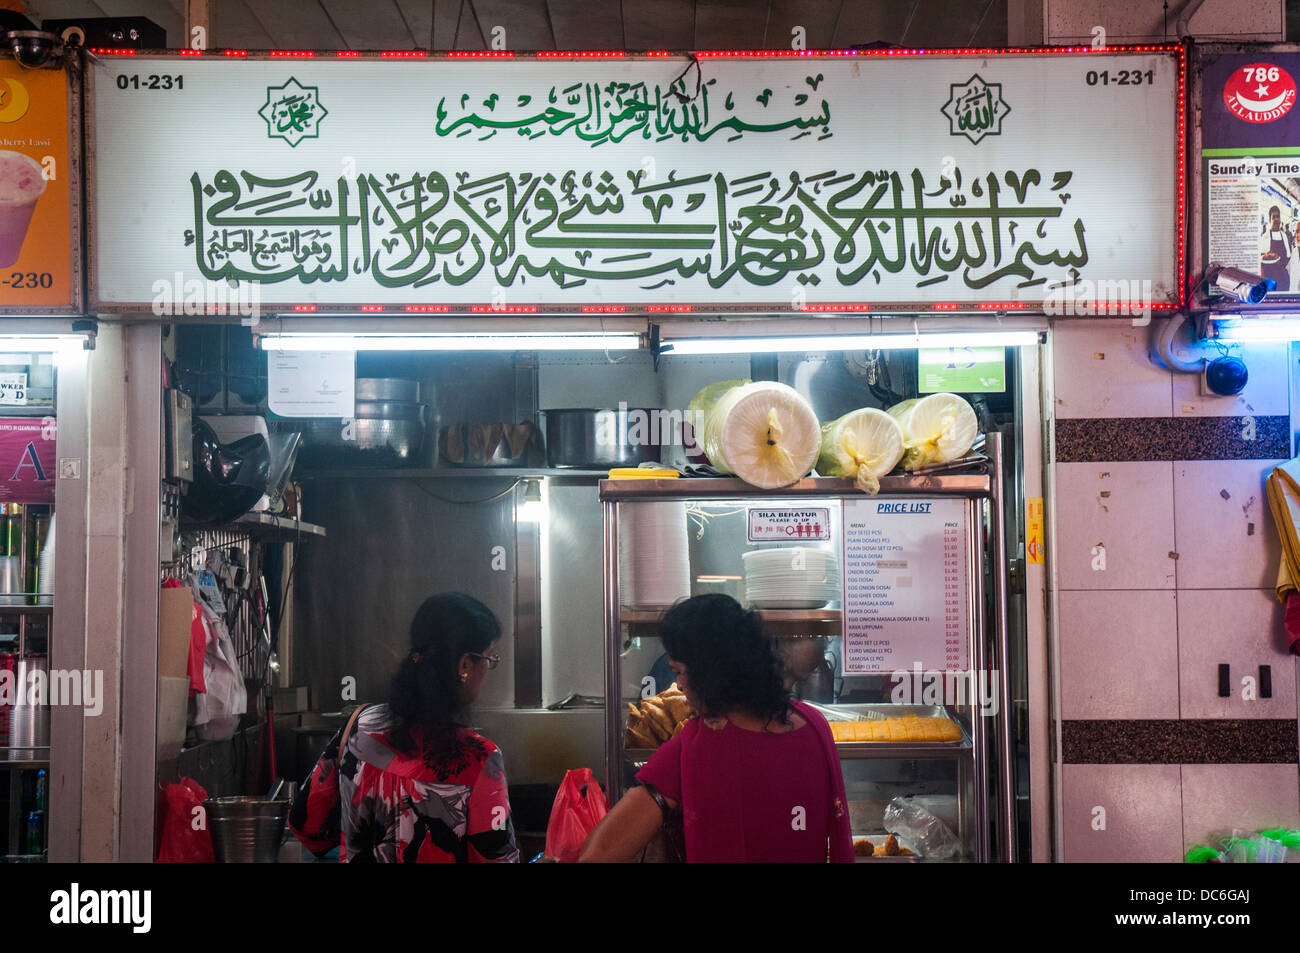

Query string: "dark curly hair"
[[659, 594, 790, 725], [387, 592, 500, 753]]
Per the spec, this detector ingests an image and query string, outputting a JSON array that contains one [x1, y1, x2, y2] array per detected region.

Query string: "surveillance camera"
[[1205, 262, 1275, 304], [5, 30, 63, 68], [59, 26, 85, 49]]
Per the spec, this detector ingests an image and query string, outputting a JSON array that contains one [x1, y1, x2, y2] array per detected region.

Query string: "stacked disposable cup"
[[620, 502, 691, 609]]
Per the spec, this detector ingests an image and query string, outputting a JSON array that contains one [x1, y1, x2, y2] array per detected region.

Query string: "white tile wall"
[[1176, 589, 1297, 719], [1181, 765, 1300, 851], [1060, 764, 1184, 862], [1058, 590, 1179, 720], [1051, 320, 1173, 419], [1170, 343, 1290, 418], [1172, 460, 1284, 590], [1054, 462, 1177, 590]]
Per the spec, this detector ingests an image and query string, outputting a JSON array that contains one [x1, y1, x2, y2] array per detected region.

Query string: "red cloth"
[[162, 579, 207, 696], [637, 699, 853, 862], [1286, 590, 1300, 656]]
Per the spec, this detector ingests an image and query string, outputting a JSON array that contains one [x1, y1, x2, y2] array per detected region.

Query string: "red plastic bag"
[[545, 768, 608, 863], [156, 778, 214, 863]]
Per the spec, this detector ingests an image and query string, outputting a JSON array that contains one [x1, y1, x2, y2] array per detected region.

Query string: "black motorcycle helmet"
[[182, 419, 271, 523]]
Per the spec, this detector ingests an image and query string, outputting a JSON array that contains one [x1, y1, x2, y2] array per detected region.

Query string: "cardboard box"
[[158, 587, 195, 680]]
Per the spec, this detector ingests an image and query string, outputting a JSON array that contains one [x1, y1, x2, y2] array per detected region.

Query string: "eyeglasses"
[[468, 652, 501, 670]]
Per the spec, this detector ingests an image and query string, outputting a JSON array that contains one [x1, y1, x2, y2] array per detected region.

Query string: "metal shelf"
[[622, 607, 843, 636], [0, 605, 51, 616], [600, 473, 993, 501], [298, 467, 609, 480], [182, 513, 327, 542]]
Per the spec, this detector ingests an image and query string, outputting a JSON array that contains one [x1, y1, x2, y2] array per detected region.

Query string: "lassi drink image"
[[0, 151, 46, 268]]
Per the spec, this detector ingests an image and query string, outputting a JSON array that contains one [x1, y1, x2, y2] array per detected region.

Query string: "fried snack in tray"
[[829, 715, 961, 743], [625, 683, 693, 749]]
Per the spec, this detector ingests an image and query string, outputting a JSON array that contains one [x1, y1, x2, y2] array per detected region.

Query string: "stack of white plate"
[[742, 547, 841, 609], [620, 502, 691, 608]]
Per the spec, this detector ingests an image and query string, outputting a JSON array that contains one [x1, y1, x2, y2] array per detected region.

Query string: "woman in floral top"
[[290, 593, 519, 863]]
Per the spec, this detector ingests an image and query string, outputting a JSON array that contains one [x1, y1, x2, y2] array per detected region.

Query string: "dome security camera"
[[5, 30, 63, 68], [59, 26, 85, 49]]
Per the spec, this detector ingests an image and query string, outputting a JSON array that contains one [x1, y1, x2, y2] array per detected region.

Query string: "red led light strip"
[[269, 50, 316, 57], [223, 50, 248, 57], [402, 305, 450, 312], [292, 304, 317, 311], [447, 51, 514, 58], [177, 49, 203, 56], [89, 48, 136, 55], [537, 51, 626, 58], [581, 305, 628, 313], [381, 51, 426, 58], [469, 305, 538, 312], [359, 305, 385, 312], [647, 305, 693, 312], [799, 304, 871, 312], [1176, 45, 1187, 309], [335, 51, 360, 58]]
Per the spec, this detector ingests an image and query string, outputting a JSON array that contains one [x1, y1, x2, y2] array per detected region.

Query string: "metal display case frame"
[[600, 434, 1015, 862]]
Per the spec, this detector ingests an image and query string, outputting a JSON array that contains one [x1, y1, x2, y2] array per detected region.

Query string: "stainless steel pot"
[[545, 408, 663, 469], [294, 378, 432, 468], [356, 378, 420, 402]]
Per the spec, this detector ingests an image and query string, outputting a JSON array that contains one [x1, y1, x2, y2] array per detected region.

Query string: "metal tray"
[[809, 703, 972, 752], [853, 832, 921, 862]]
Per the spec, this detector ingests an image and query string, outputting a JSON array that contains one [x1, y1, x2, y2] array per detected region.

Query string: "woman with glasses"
[[290, 592, 519, 862], [580, 594, 853, 863]]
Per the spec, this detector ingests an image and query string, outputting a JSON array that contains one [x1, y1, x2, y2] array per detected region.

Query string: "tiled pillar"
[[1049, 320, 1299, 862]]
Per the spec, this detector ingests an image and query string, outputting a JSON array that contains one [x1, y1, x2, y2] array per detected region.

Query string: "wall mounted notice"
[[841, 496, 970, 674], [267, 351, 354, 418], [747, 507, 830, 542]]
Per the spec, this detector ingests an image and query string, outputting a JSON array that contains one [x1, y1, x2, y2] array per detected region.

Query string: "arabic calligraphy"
[[186, 164, 1089, 294], [434, 74, 833, 145]]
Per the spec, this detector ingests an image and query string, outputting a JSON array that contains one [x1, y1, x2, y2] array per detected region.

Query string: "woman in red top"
[[289, 592, 518, 863], [581, 594, 853, 863]]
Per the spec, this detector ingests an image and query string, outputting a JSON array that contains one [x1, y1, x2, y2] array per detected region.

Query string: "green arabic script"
[[434, 75, 832, 145], [185, 165, 1089, 293]]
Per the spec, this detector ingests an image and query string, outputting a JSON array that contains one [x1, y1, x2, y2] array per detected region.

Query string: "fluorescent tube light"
[[659, 331, 1041, 355], [257, 332, 642, 352], [0, 334, 86, 354], [1211, 318, 1300, 342]]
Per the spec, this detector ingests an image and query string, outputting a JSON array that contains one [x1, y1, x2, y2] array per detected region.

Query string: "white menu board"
[[841, 497, 970, 674]]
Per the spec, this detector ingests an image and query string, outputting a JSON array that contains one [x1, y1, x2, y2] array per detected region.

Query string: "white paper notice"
[[267, 352, 355, 418], [841, 496, 970, 674], [0, 373, 28, 406]]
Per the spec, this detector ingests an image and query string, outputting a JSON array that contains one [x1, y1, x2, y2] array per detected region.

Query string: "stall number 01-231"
[[1085, 69, 1156, 86], [115, 74, 184, 91]]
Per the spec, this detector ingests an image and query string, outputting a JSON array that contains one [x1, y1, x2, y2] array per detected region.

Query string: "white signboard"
[[88, 51, 1180, 312], [841, 497, 970, 674], [747, 507, 831, 542]]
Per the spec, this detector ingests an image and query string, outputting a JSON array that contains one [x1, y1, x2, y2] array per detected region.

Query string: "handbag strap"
[[337, 703, 369, 763]]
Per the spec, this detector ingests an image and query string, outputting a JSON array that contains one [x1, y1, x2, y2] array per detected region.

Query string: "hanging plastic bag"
[[156, 777, 214, 863], [188, 602, 247, 741], [545, 768, 608, 863]]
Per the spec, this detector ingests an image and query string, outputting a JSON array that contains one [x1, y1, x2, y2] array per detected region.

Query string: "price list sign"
[[841, 497, 971, 674]]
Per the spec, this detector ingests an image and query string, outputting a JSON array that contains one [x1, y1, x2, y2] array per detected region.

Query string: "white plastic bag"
[[187, 601, 247, 741]]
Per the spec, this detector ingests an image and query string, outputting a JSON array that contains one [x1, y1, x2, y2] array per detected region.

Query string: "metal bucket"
[[205, 797, 290, 863]]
